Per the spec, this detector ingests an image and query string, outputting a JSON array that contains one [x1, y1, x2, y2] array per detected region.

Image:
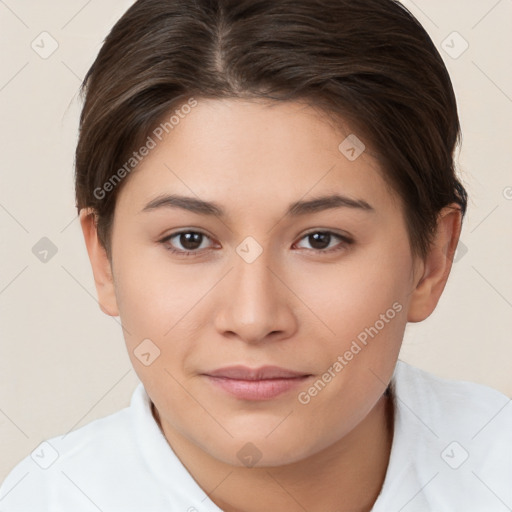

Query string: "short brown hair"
[[75, 0, 468, 261]]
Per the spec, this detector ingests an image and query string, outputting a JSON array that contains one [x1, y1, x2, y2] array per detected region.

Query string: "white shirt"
[[1, 360, 511, 511]]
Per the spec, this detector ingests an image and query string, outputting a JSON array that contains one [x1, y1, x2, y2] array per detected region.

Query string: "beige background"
[[0, 0, 511, 482]]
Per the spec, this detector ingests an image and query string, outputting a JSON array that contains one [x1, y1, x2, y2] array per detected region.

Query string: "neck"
[[153, 391, 394, 512]]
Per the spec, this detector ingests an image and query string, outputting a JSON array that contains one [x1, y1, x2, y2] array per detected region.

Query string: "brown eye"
[[306, 232, 332, 250], [295, 231, 353, 253], [176, 232, 204, 251], [161, 231, 214, 255]]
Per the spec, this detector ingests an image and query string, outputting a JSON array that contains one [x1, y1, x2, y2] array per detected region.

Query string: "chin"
[[199, 429, 320, 468]]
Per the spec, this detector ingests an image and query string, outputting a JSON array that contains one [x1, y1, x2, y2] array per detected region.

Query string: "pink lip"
[[203, 365, 312, 400]]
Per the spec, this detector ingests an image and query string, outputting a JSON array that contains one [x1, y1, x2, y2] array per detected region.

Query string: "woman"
[[1, 0, 510, 510]]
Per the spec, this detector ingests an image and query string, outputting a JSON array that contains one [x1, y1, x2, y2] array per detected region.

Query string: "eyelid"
[[160, 228, 354, 256], [160, 229, 216, 250], [293, 230, 353, 253], [299, 228, 354, 243]]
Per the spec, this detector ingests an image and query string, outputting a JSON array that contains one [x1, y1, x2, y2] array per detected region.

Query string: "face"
[[105, 98, 422, 466]]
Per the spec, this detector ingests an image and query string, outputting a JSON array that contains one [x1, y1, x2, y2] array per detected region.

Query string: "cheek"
[[113, 244, 207, 328], [289, 236, 412, 399], [292, 235, 412, 338], [111, 246, 218, 383]]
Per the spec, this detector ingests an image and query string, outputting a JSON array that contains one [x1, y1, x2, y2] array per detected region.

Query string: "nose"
[[213, 249, 298, 345]]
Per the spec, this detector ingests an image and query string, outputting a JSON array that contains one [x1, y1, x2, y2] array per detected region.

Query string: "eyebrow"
[[140, 193, 375, 217]]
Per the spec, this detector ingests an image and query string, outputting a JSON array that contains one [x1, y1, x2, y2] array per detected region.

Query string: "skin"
[[80, 98, 462, 512]]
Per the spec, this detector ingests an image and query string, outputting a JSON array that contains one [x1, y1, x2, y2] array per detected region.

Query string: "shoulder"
[[393, 360, 512, 434], [0, 384, 142, 511], [376, 360, 512, 511]]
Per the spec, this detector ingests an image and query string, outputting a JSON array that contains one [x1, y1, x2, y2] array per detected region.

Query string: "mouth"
[[202, 365, 313, 400]]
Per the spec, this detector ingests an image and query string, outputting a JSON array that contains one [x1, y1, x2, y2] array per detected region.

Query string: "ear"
[[79, 208, 119, 317], [407, 204, 463, 323]]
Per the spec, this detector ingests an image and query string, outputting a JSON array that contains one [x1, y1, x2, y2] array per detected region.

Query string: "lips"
[[205, 365, 310, 380], [203, 365, 313, 400]]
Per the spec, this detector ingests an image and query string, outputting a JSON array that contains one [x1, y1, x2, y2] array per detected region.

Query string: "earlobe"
[[79, 208, 119, 317], [407, 204, 463, 323]]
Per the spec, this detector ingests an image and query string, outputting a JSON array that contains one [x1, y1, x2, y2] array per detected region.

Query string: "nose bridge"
[[214, 242, 295, 343]]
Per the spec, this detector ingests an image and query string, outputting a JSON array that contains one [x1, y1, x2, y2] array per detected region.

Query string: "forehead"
[[115, 98, 399, 217]]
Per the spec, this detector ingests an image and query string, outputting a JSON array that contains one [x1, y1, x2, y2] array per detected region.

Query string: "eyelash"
[[159, 229, 354, 257]]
